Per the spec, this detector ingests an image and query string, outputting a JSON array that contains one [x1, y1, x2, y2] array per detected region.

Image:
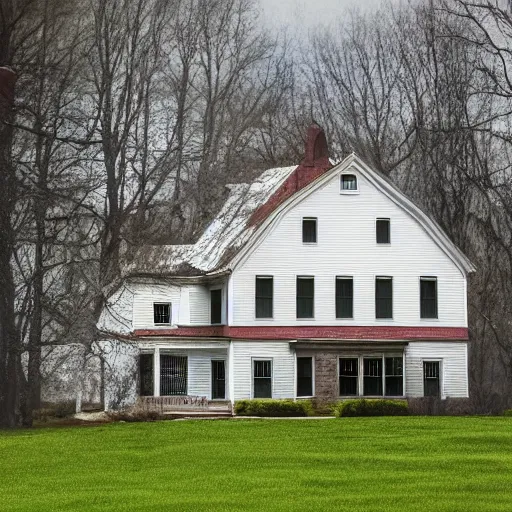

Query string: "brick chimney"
[[295, 122, 331, 189]]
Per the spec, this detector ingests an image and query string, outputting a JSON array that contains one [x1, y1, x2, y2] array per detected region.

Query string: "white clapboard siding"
[[132, 283, 181, 329], [405, 341, 468, 398], [231, 169, 467, 327], [232, 341, 295, 400], [189, 286, 210, 324]]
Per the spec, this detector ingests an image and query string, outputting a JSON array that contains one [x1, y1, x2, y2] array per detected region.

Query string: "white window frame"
[[209, 287, 224, 325], [340, 173, 359, 195], [296, 275, 315, 320], [375, 276, 393, 320], [252, 358, 273, 399], [153, 302, 172, 326], [419, 276, 439, 321], [375, 217, 391, 245], [422, 359, 443, 399], [295, 354, 315, 398], [210, 358, 227, 401], [254, 275, 274, 320], [338, 354, 405, 398], [302, 217, 318, 245], [335, 276, 354, 320]]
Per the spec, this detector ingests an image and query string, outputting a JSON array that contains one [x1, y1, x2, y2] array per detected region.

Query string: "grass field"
[[1, 417, 512, 511]]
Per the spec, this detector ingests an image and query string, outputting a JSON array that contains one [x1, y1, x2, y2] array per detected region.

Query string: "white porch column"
[[154, 347, 160, 397], [228, 341, 235, 403]]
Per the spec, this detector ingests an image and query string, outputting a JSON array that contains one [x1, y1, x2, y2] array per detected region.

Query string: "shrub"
[[33, 401, 76, 421], [234, 399, 313, 417], [108, 399, 162, 422], [334, 399, 408, 417], [408, 397, 475, 416], [503, 409, 512, 417]]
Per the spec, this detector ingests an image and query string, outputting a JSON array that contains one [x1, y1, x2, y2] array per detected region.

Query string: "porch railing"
[[141, 395, 209, 412]]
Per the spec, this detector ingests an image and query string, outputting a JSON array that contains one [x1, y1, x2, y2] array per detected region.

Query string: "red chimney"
[[249, 123, 332, 227], [295, 122, 331, 189]]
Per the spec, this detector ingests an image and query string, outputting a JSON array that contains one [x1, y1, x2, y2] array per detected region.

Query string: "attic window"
[[154, 303, 171, 325], [341, 174, 358, 193]]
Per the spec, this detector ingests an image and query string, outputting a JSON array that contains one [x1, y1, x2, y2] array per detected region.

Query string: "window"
[[339, 358, 358, 396], [210, 289, 222, 324], [420, 277, 438, 319], [385, 357, 403, 396], [336, 277, 353, 318], [364, 358, 383, 396], [160, 355, 187, 395], [154, 303, 171, 325], [255, 276, 273, 318], [423, 361, 440, 397], [253, 360, 272, 398], [211, 360, 226, 400], [376, 218, 390, 244], [340, 355, 405, 396], [139, 353, 154, 396], [302, 217, 317, 243], [296, 276, 314, 318], [341, 174, 358, 191], [375, 277, 393, 319], [297, 357, 313, 397]]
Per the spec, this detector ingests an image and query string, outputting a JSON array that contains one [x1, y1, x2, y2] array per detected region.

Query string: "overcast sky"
[[259, 0, 384, 28]]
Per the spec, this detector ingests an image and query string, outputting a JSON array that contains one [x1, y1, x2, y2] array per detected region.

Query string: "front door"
[[211, 360, 226, 399]]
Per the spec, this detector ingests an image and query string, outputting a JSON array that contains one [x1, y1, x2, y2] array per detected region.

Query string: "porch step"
[[162, 410, 233, 419]]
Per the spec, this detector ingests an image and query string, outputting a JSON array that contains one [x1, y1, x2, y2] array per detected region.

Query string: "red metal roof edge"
[[133, 326, 469, 341]]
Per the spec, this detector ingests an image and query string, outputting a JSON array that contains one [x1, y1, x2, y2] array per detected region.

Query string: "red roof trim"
[[133, 326, 469, 341]]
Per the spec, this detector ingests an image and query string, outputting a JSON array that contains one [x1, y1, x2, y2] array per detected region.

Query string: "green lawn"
[[1, 417, 512, 511]]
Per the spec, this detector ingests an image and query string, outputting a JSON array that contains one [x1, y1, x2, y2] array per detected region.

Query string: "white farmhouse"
[[98, 124, 475, 410]]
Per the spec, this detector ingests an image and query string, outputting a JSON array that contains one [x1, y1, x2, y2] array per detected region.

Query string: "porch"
[[138, 342, 230, 402]]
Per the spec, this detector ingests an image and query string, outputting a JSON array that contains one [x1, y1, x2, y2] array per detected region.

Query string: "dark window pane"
[[341, 174, 357, 190], [154, 303, 171, 324], [212, 360, 225, 399], [339, 358, 358, 396], [336, 278, 353, 318], [254, 360, 272, 398], [160, 355, 187, 395], [302, 218, 317, 243], [385, 357, 403, 396], [297, 357, 313, 397], [376, 219, 390, 244], [376, 278, 393, 319], [297, 277, 314, 318], [256, 277, 273, 318], [139, 353, 153, 396], [423, 361, 440, 397], [210, 289, 222, 324], [421, 278, 438, 319], [364, 358, 383, 396]]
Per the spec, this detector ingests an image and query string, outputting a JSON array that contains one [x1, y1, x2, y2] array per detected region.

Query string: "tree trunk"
[[0, 67, 20, 427]]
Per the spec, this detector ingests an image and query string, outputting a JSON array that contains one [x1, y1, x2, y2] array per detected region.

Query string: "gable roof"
[[122, 128, 475, 279]]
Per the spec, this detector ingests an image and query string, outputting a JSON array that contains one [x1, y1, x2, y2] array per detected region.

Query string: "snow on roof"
[[122, 165, 297, 277]]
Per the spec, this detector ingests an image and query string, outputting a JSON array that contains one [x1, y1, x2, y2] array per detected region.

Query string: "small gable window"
[[376, 218, 390, 244], [154, 303, 171, 325], [302, 217, 317, 243], [341, 174, 358, 192]]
